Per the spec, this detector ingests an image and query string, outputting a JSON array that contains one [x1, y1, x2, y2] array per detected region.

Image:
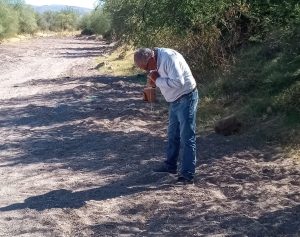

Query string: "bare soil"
[[0, 37, 299, 237]]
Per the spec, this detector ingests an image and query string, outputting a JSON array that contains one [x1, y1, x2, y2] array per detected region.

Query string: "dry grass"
[[287, 146, 300, 160], [0, 31, 81, 44], [1, 34, 32, 43], [95, 46, 141, 76]]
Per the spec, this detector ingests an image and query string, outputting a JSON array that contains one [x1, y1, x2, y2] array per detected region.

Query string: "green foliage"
[[36, 8, 80, 32], [0, 1, 39, 37], [200, 25, 300, 143], [15, 4, 38, 34], [99, 0, 300, 78], [247, 0, 300, 26], [0, 1, 19, 39], [3, 0, 25, 4], [0, 0, 82, 39], [55, 8, 79, 31], [36, 12, 50, 31], [79, 14, 92, 34], [101, 0, 257, 78], [79, 8, 111, 36], [90, 9, 111, 35], [37, 11, 55, 31]]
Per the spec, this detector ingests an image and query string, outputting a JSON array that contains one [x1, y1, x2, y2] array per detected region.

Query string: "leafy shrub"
[[205, 25, 300, 127], [16, 4, 38, 34], [79, 8, 111, 36], [0, 1, 19, 39]]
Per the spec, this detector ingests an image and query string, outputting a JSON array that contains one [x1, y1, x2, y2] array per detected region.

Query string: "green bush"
[[203, 25, 300, 129], [36, 12, 50, 31], [36, 9, 80, 32], [79, 8, 111, 36], [16, 4, 38, 34], [99, 0, 300, 81], [274, 82, 300, 115], [0, 1, 19, 39], [0, 0, 82, 38], [101, 0, 257, 78]]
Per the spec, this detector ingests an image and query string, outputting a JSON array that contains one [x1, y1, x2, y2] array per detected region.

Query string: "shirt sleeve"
[[155, 55, 184, 89]]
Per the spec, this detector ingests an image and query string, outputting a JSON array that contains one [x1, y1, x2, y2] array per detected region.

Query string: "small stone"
[[94, 62, 106, 69]]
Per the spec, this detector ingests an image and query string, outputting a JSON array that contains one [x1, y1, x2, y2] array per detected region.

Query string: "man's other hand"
[[147, 70, 159, 87], [148, 70, 159, 81]]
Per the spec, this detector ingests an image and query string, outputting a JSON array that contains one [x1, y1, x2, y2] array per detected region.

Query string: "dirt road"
[[0, 37, 299, 236]]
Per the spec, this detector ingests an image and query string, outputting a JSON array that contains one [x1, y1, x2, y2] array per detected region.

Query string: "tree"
[[0, 1, 19, 39], [79, 7, 111, 36], [16, 4, 38, 34]]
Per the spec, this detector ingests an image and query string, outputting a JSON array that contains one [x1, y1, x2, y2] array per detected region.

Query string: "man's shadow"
[[0, 173, 171, 212]]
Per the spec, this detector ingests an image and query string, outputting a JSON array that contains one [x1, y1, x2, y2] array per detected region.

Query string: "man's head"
[[134, 48, 156, 71]]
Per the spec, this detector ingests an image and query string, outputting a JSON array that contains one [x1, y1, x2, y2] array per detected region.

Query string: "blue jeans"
[[165, 89, 198, 180]]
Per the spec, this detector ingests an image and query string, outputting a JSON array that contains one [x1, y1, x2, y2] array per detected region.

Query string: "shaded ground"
[[0, 37, 299, 237]]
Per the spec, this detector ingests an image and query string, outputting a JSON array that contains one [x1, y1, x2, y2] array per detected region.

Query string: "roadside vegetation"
[[0, 0, 85, 40], [92, 0, 299, 150]]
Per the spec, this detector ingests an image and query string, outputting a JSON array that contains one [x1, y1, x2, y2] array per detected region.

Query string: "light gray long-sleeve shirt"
[[155, 48, 197, 102]]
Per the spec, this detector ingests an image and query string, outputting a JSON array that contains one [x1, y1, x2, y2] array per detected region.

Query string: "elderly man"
[[134, 48, 199, 184]]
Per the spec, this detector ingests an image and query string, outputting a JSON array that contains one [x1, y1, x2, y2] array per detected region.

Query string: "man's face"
[[136, 56, 155, 72], [137, 58, 150, 71]]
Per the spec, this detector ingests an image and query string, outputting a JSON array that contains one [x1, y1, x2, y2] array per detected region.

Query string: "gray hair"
[[134, 48, 154, 65]]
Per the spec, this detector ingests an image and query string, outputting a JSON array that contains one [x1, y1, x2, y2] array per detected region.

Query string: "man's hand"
[[147, 70, 159, 88]]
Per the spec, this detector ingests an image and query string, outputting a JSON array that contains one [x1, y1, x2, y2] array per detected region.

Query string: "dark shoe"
[[175, 176, 194, 185], [153, 165, 177, 174]]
